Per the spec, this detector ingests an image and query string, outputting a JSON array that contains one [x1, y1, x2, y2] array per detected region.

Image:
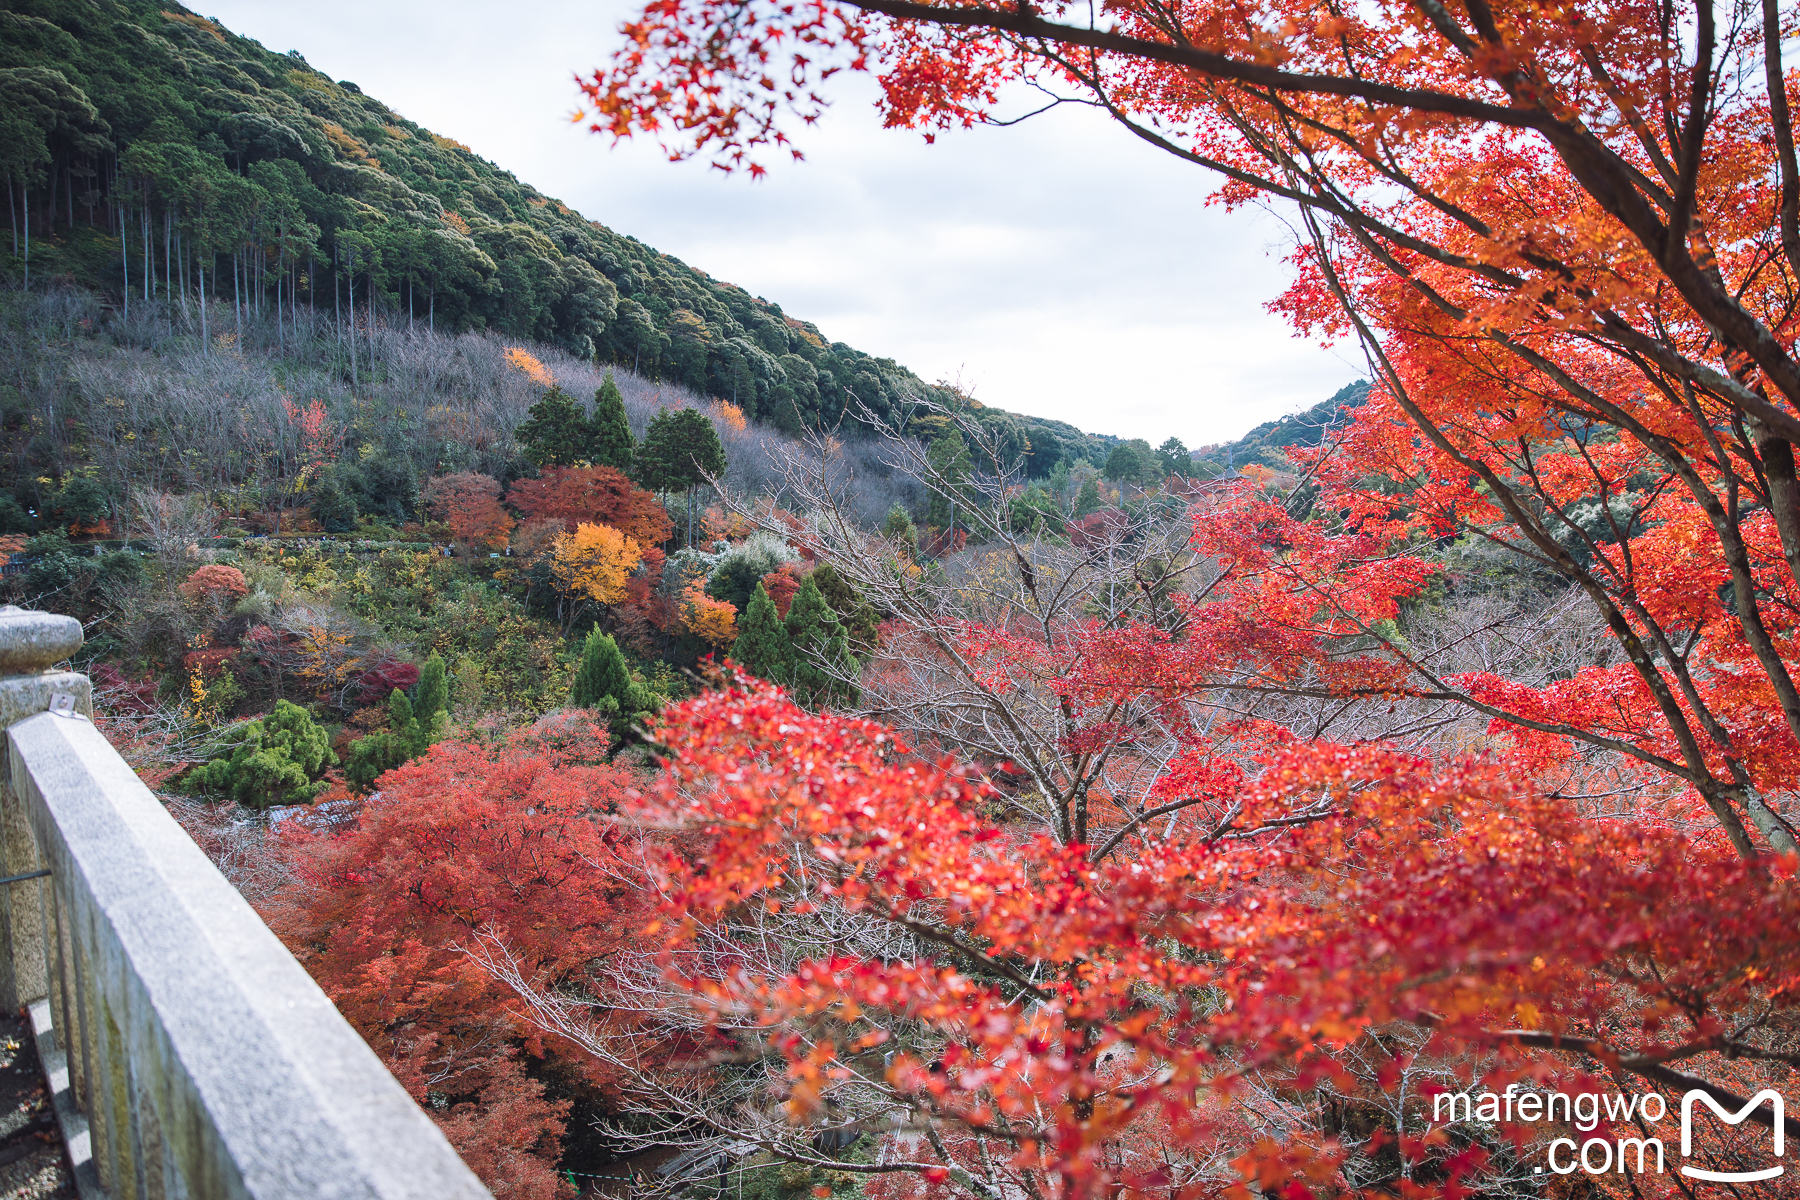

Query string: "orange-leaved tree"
[[678, 580, 738, 646], [578, 0, 1800, 861], [563, 0, 1800, 1192], [507, 465, 674, 548], [425, 472, 517, 550], [488, 682, 1800, 1199], [263, 719, 647, 1200]]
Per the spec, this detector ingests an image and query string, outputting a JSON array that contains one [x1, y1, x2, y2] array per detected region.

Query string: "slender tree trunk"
[[142, 199, 149, 302], [233, 249, 242, 343], [7, 174, 15, 258], [348, 268, 359, 389], [409, 275, 414, 333], [165, 209, 172, 305], [120, 198, 129, 323], [179, 223, 190, 321], [366, 272, 376, 375], [429, 285, 434, 335], [200, 261, 209, 350], [44, 156, 57, 236], [21, 185, 29, 288]]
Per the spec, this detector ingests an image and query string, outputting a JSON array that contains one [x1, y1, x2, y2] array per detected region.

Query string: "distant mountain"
[[0, 0, 1110, 470], [1192, 380, 1371, 473], [0, 0, 1352, 476]]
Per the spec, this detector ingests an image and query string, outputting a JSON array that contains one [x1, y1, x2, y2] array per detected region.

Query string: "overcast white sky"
[[206, 0, 1361, 445]]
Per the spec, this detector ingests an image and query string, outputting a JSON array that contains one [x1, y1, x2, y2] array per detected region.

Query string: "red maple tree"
[[507, 465, 674, 548], [262, 719, 649, 1200]]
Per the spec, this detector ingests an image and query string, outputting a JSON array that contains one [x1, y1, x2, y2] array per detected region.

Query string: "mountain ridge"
[[0, 0, 1165, 472]]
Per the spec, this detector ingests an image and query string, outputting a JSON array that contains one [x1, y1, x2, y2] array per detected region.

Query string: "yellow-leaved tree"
[[502, 347, 554, 388], [549, 522, 643, 632], [680, 581, 737, 647]]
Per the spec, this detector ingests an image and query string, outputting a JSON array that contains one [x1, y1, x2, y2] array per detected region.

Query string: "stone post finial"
[[0, 607, 86, 1012], [0, 607, 82, 676]]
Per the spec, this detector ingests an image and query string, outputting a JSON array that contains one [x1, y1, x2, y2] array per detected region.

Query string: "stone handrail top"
[[0, 607, 82, 675]]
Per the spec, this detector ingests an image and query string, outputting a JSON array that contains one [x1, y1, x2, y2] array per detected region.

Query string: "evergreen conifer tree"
[[388, 687, 420, 747], [635, 408, 728, 545], [589, 372, 636, 473], [1074, 476, 1103, 517], [784, 577, 844, 705], [413, 653, 450, 748], [823, 624, 859, 706], [311, 472, 358, 533], [808, 561, 879, 660], [517, 386, 598, 467], [925, 430, 973, 530], [344, 690, 417, 790], [881, 504, 919, 557], [731, 582, 792, 683], [571, 628, 633, 711]]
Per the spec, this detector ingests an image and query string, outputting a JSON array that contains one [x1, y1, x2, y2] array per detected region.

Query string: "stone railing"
[[0, 607, 493, 1200]]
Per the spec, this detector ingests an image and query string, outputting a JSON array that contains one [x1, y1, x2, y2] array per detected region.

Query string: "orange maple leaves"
[[633, 682, 1800, 1199]]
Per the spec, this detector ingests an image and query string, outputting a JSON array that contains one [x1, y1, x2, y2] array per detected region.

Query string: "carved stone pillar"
[[0, 606, 88, 1009]]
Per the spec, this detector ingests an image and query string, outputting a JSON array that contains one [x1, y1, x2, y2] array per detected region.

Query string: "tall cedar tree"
[[414, 653, 450, 746], [591, 372, 636, 472], [925, 430, 973, 531], [634, 408, 726, 546], [782, 577, 850, 705], [570, 628, 633, 710], [731, 581, 791, 684], [516, 386, 598, 468], [808, 561, 878, 659]]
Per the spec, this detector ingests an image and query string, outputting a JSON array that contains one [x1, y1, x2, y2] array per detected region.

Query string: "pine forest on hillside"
[[6, 0, 1798, 1198]]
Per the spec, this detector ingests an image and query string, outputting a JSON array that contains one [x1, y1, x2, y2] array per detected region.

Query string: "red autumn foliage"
[[424, 472, 516, 550], [759, 566, 802, 618], [90, 662, 159, 715], [354, 658, 421, 706], [261, 719, 648, 1200], [506, 465, 673, 548], [178, 564, 249, 606], [625, 683, 1800, 1200]]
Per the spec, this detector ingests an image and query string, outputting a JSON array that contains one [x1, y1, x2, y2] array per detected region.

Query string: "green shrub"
[[188, 700, 336, 808]]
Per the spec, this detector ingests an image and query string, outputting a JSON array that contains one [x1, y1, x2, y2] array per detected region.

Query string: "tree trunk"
[[234, 249, 243, 343], [368, 274, 377, 373], [200, 261, 208, 350], [120, 197, 129, 323], [141, 200, 150, 302], [21, 184, 29, 289], [347, 268, 359, 389], [178, 220, 190, 321]]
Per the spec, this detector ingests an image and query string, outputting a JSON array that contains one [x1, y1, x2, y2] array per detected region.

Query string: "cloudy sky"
[[207, 0, 1362, 446]]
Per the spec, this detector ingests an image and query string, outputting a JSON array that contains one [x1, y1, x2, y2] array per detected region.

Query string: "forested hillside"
[[0, 0, 1114, 468], [1191, 378, 1370, 472]]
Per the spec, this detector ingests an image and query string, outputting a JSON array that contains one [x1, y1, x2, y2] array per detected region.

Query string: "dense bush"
[[188, 701, 336, 808]]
